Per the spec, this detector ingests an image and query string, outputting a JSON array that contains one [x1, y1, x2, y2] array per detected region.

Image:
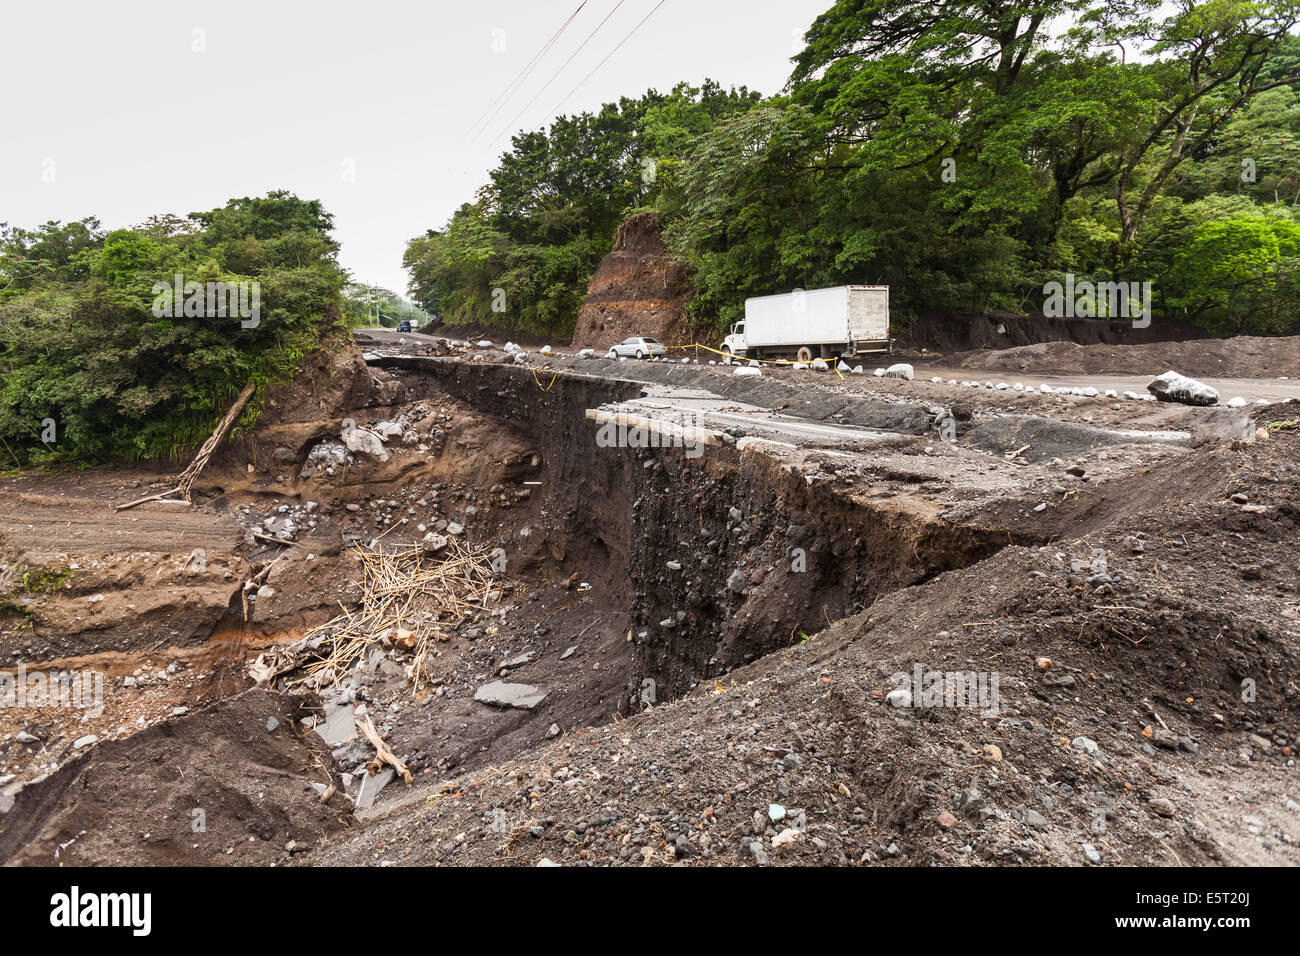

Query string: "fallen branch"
[[359, 714, 412, 785], [175, 381, 257, 501], [117, 382, 255, 511], [115, 486, 182, 512]]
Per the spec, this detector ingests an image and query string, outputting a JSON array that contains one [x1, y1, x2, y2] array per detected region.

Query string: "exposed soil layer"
[[570, 212, 692, 352]]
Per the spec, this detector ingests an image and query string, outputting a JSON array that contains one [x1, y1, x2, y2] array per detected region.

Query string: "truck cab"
[[722, 322, 747, 355]]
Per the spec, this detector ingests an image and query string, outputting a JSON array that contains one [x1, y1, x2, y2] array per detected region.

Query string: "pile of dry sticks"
[[293, 538, 502, 694]]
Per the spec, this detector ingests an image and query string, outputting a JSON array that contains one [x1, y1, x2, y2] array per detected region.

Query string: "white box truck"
[[721, 285, 891, 362]]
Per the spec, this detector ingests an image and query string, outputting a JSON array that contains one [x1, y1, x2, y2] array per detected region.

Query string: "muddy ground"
[[1, 331, 1296, 866]]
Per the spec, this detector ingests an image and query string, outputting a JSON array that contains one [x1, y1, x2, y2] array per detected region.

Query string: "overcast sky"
[[1, 0, 832, 296]]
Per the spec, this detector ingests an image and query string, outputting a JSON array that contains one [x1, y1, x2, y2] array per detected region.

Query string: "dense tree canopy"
[[0, 192, 348, 463], [407, 0, 1300, 339]]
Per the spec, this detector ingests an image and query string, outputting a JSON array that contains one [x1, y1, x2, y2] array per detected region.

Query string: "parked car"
[[397, 319, 413, 332], [606, 336, 667, 360]]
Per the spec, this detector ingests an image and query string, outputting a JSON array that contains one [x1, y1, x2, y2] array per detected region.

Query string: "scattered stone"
[[884, 363, 915, 381], [474, 681, 548, 710], [1150, 797, 1176, 818], [1147, 370, 1218, 406], [885, 688, 912, 708]]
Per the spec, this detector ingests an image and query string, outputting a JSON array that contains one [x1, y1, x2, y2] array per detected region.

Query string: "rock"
[[1082, 843, 1101, 864], [446, 521, 465, 535], [734, 366, 762, 377], [1150, 797, 1176, 818], [474, 681, 548, 710], [983, 744, 1003, 763], [1226, 396, 1247, 408], [885, 688, 912, 708], [768, 803, 786, 822], [884, 363, 915, 380], [937, 810, 959, 829], [1147, 370, 1218, 406], [340, 419, 390, 461], [578, 348, 595, 359], [421, 532, 448, 553], [1071, 736, 1099, 755], [726, 569, 748, 593], [314, 703, 356, 747], [772, 828, 801, 850], [354, 768, 395, 809], [72, 734, 97, 749], [266, 717, 280, 732], [1190, 407, 1254, 447]]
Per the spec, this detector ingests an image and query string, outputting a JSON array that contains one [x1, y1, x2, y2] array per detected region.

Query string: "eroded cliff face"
[[570, 212, 692, 351]]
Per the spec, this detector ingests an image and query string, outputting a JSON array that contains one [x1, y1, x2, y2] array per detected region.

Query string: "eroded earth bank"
[[1, 333, 1297, 866]]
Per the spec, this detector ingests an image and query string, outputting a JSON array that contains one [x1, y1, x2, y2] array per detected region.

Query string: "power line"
[[487, 0, 630, 149], [465, 1, 590, 143], [546, 0, 668, 120]]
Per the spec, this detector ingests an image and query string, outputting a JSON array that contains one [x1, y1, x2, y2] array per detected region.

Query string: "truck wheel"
[[722, 345, 732, 356], [796, 346, 813, 363]]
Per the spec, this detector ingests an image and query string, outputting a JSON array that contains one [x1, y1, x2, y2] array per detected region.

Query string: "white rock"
[[578, 348, 595, 359], [734, 366, 762, 377], [1148, 370, 1219, 406], [885, 363, 914, 380], [476, 340, 494, 348], [1226, 396, 1247, 408], [340, 419, 390, 461]]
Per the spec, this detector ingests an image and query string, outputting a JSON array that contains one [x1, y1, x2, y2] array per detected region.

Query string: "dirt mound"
[[899, 310, 1209, 354], [945, 335, 1300, 379], [570, 212, 692, 351], [0, 688, 350, 866]]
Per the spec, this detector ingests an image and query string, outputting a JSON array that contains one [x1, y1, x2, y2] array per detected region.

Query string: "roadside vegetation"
[[0, 192, 349, 463], [406, 0, 1300, 340]]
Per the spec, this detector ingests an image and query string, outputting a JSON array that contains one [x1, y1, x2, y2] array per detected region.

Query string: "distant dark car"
[[397, 320, 413, 332]]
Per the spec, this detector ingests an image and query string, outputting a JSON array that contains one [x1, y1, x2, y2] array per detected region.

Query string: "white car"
[[606, 337, 667, 360]]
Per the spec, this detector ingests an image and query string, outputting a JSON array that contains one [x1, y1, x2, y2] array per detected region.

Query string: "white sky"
[[0, 0, 831, 296]]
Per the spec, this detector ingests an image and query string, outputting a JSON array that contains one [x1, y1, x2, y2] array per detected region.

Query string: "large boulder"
[[340, 418, 390, 461], [1147, 370, 1218, 406], [884, 363, 916, 381]]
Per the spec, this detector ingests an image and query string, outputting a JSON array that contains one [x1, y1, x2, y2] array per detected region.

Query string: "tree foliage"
[[411, 1, 1300, 340], [0, 192, 347, 463]]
